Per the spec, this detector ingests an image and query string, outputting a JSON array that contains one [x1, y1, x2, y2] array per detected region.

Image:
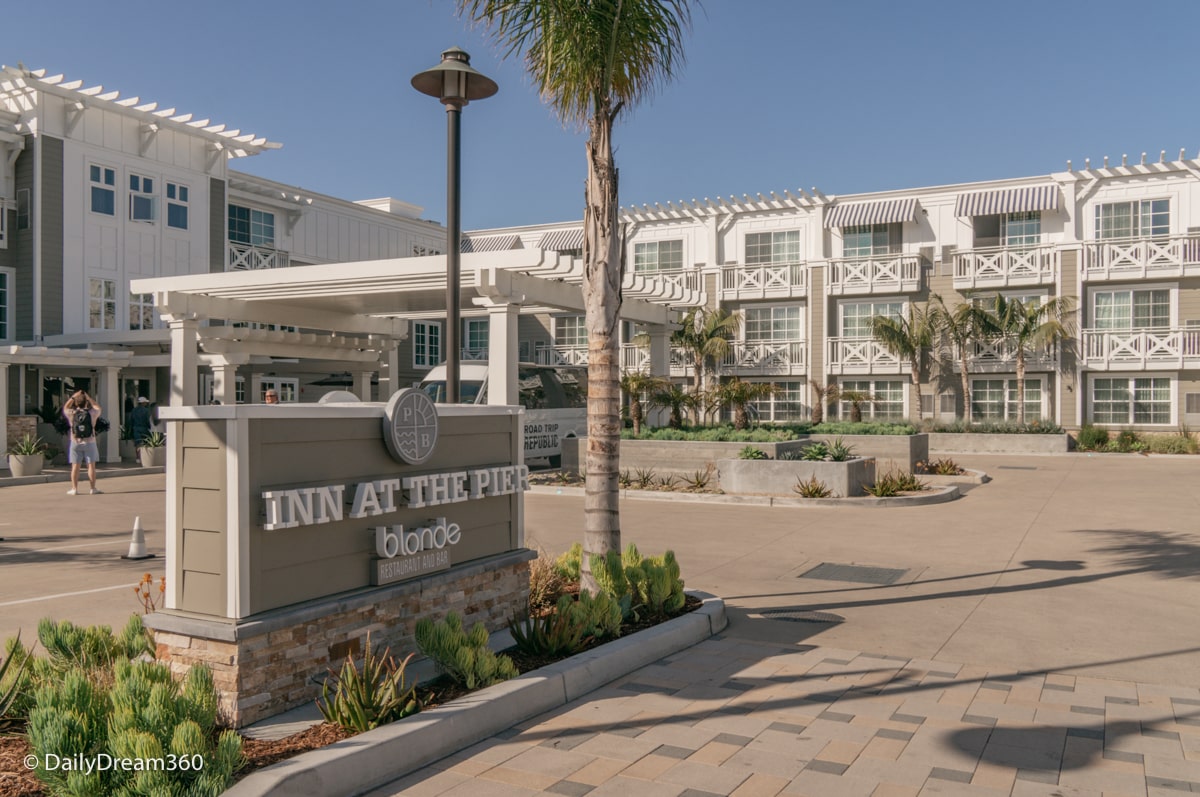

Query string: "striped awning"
[[461, 234, 521, 253], [538, 228, 584, 251], [954, 185, 1060, 217], [823, 198, 920, 229]]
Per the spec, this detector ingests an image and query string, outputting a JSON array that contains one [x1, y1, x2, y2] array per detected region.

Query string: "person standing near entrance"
[[63, 389, 103, 495], [130, 397, 153, 453]]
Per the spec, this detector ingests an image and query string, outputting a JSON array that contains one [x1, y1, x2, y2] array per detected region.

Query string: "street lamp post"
[[412, 47, 498, 404]]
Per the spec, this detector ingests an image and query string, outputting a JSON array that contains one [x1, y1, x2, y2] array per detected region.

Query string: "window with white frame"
[[1092, 376, 1171, 424], [129, 293, 155, 331], [228, 204, 275, 247], [839, 379, 903, 419], [413, 321, 442, 368], [554, 315, 587, 347], [842, 224, 890, 257], [1092, 288, 1170, 330], [746, 380, 806, 423], [1003, 211, 1041, 247], [259, 378, 298, 403], [166, 182, 189, 230], [1095, 199, 1169, 240], [89, 278, 117, 330], [745, 230, 801, 265], [89, 165, 116, 216], [129, 174, 156, 222], [464, 318, 489, 356], [0, 268, 11, 340], [971, 378, 1042, 421], [744, 305, 802, 341], [633, 240, 683, 273], [839, 301, 902, 338]]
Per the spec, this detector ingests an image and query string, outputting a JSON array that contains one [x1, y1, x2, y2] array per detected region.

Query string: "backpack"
[[72, 408, 94, 439]]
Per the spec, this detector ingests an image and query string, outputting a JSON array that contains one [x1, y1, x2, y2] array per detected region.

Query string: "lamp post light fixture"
[[411, 47, 498, 404]]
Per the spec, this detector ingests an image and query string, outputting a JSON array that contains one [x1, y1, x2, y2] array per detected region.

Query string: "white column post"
[[99, 365, 121, 462], [381, 344, 401, 399], [165, 315, 199, 406], [354, 371, 372, 402], [211, 358, 240, 406], [647, 326, 670, 378], [484, 300, 521, 405], [0, 363, 9, 471], [249, 373, 264, 404]]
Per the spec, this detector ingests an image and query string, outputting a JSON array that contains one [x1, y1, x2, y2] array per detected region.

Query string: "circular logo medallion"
[[382, 388, 439, 464]]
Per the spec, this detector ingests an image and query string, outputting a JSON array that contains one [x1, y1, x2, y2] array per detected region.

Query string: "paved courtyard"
[[2, 453, 1200, 794]]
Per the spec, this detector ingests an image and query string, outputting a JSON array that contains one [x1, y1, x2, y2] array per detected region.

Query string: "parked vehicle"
[[420, 362, 586, 467]]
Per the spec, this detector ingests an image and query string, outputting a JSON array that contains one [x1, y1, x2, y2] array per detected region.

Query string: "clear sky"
[[5, 1, 1200, 231]]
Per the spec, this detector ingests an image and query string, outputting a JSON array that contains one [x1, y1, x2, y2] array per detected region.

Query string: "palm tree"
[[808, 380, 839, 425], [714, 378, 774, 430], [650, 383, 698, 430], [620, 372, 666, 436], [978, 295, 1075, 425], [672, 307, 741, 405], [838, 389, 878, 423], [870, 304, 934, 425], [459, 0, 694, 593], [929, 293, 987, 421]]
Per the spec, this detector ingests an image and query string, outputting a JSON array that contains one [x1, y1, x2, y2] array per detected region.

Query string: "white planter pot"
[[139, 447, 166, 468], [8, 454, 45, 478]]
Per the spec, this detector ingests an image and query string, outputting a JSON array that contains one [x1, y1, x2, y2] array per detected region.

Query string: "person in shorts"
[[63, 389, 103, 495]]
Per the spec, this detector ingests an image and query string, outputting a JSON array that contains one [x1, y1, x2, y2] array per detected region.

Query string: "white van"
[[419, 362, 586, 467]]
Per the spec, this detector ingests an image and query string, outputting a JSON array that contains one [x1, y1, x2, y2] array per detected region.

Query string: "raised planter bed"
[[716, 457, 875, 498], [921, 467, 990, 485], [807, 433, 926, 471], [928, 432, 1070, 455]]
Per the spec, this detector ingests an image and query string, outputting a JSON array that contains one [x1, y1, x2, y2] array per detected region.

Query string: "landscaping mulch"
[[0, 735, 42, 797]]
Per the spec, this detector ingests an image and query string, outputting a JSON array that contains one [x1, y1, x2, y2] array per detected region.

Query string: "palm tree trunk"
[[910, 365, 922, 426], [630, 397, 642, 436], [959, 349, 972, 422], [734, 405, 748, 430], [580, 107, 622, 596], [1015, 350, 1026, 426]]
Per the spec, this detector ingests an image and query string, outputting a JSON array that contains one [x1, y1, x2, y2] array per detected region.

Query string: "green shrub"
[[318, 633, 420, 732], [738, 445, 768, 460], [1113, 429, 1143, 453], [554, 543, 582, 583], [622, 424, 807, 442], [810, 421, 917, 436], [509, 596, 589, 658], [933, 420, 1063, 434], [633, 467, 657, 488], [679, 465, 714, 490], [575, 590, 623, 639], [800, 443, 829, 461], [917, 457, 964, 475], [864, 473, 901, 497], [1146, 435, 1199, 455], [1076, 424, 1109, 451], [826, 437, 856, 461], [37, 615, 154, 674], [793, 476, 833, 498], [586, 544, 686, 621], [893, 471, 927, 492], [0, 632, 32, 732], [414, 612, 517, 690]]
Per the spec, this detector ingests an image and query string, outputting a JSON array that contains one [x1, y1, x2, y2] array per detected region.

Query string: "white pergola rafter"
[[618, 188, 819, 223]]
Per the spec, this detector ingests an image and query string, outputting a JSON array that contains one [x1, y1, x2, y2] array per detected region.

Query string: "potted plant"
[[119, 424, 136, 461], [138, 431, 167, 468], [7, 435, 47, 477]]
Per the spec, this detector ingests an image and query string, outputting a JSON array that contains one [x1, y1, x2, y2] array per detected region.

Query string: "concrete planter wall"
[[562, 438, 809, 474], [928, 432, 1070, 455], [717, 457, 876, 498], [806, 433, 927, 471]]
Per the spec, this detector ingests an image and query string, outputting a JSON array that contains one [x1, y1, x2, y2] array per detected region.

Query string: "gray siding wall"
[[40, 136, 64, 337], [177, 421, 228, 616], [1179, 277, 1200, 322], [209, 178, 225, 273], [0, 209, 13, 270], [13, 139, 35, 340]]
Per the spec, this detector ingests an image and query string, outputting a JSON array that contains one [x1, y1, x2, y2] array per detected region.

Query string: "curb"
[[529, 484, 961, 508], [0, 465, 165, 488], [224, 594, 728, 797]]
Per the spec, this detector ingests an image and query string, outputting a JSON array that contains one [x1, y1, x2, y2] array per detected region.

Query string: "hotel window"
[[129, 293, 155, 331], [129, 174, 156, 222], [0, 268, 11, 340], [166, 182, 189, 230], [1093, 289, 1169, 330], [89, 278, 117, 330], [839, 301, 902, 338], [1095, 199, 1169, 240], [412, 321, 442, 368], [747, 380, 806, 423], [412, 244, 442, 257], [1092, 376, 1171, 424], [464, 318, 489, 356], [1002, 211, 1041, 247], [89, 165, 116, 216], [842, 224, 890, 258], [16, 188, 30, 230], [228, 205, 275, 247], [744, 306, 802, 342], [839, 379, 903, 420], [633, 240, 683, 273], [745, 230, 801, 265], [554, 315, 587, 348], [971, 378, 1042, 422]]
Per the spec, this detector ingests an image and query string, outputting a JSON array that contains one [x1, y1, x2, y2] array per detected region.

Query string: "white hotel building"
[[3, 63, 1199, 463]]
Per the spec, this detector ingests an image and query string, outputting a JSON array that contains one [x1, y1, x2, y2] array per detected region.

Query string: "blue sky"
[[5, 1, 1200, 230]]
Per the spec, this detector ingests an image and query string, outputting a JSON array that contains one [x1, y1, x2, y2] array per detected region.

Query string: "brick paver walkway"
[[368, 636, 1200, 796]]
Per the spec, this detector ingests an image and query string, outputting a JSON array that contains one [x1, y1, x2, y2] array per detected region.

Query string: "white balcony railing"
[[720, 262, 806, 299], [1082, 327, 1200, 370], [955, 339, 1058, 373], [954, 244, 1058, 289], [827, 254, 922, 295], [620, 344, 650, 372], [227, 241, 290, 271], [462, 348, 489, 361], [826, 337, 905, 374], [535, 345, 588, 367], [1083, 235, 1200, 281], [719, 341, 806, 375]]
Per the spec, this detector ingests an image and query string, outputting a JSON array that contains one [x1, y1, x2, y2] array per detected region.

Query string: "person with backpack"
[[63, 389, 103, 495]]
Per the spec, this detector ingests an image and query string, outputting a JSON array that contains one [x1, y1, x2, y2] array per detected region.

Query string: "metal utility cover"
[[800, 562, 909, 585]]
